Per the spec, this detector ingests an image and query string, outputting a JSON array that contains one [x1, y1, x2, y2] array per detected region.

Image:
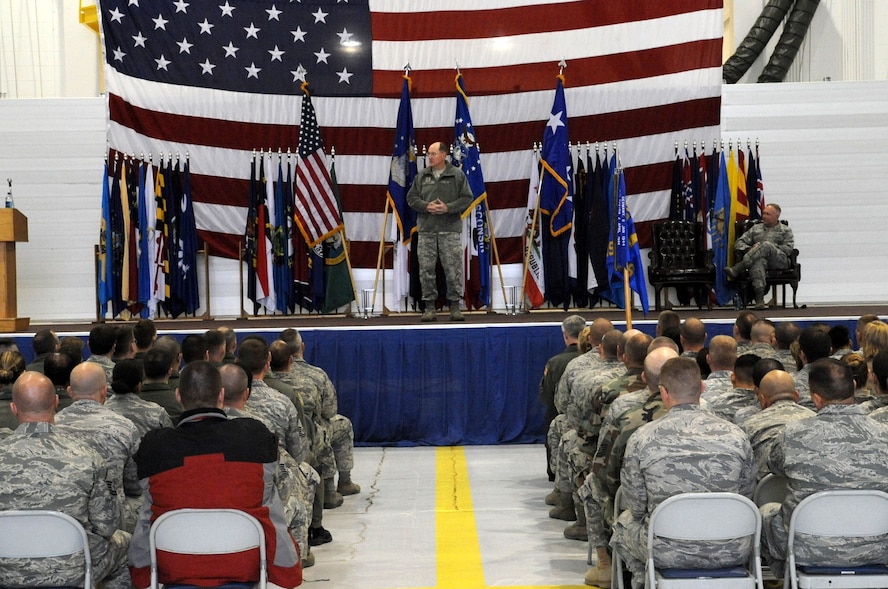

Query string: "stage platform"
[[9, 303, 885, 447]]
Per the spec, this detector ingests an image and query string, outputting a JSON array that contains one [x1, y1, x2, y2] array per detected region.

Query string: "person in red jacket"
[[128, 360, 302, 588]]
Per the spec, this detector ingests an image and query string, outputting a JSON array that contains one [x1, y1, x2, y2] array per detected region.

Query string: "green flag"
[[322, 161, 355, 313]]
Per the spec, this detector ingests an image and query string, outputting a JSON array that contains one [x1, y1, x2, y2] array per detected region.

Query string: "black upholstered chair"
[[647, 220, 714, 311], [733, 220, 801, 309]]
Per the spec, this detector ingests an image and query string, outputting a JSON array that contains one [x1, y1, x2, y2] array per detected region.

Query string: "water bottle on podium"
[[5, 179, 13, 208]]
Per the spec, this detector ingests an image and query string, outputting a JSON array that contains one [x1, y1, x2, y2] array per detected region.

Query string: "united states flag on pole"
[[97, 0, 722, 270]]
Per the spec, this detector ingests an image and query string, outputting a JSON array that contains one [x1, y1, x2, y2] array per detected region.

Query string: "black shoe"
[[308, 525, 333, 546]]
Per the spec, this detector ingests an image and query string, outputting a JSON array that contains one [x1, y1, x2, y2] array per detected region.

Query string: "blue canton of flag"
[[453, 73, 491, 309], [387, 76, 418, 245], [99, 0, 372, 96], [539, 75, 572, 237]]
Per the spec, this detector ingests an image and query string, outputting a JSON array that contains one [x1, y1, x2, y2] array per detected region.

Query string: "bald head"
[[758, 370, 798, 408], [69, 362, 108, 402], [11, 372, 58, 422], [643, 347, 680, 392]]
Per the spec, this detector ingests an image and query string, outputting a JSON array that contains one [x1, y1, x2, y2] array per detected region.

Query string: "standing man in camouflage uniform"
[[611, 357, 755, 589], [761, 358, 888, 577], [725, 203, 794, 309], [56, 362, 142, 533], [0, 372, 131, 589], [407, 141, 474, 322]]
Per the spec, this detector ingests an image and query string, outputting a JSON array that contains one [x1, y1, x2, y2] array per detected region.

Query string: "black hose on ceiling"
[[758, 0, 821, 83], [723, 0, 795, 84]]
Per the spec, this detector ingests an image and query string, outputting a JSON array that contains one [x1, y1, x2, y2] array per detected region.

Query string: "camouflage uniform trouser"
[[738, 242, 788, 296], [98, 530, 133, 589], [330, 414, 355, 473], [547, 414, 568, 475], [417, 231, 463, 303], [277, 456, 320, 560], [555, 429, 591, 496], [313, 421, 337, 480], [579, 471, 610, 546]]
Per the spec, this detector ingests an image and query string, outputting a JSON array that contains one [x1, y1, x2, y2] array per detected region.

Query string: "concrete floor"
[[304, 445, 589, 589]]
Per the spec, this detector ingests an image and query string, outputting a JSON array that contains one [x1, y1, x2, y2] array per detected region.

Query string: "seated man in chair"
[[725, 203, 794, 310]]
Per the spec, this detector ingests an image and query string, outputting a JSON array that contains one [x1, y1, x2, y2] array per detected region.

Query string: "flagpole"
[[370, 199, 391, 314], [521, 145, 543, 310]]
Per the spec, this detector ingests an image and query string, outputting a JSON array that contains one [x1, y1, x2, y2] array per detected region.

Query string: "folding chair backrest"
[[787, 490, 888, 589], [650, 493, 759, 544], [0, 509, 93, 589], [149, 508, 267, 589], [647, 493, 763, 589], [789, 490, 888, 539]]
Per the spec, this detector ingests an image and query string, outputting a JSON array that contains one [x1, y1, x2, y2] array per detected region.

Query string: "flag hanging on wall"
[[97, 0, 722, 273]]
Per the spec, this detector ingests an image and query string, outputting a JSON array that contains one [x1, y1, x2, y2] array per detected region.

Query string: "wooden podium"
[[0, 209, 29, 332]]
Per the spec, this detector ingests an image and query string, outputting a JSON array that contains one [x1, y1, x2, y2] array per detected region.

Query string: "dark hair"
[[88, 324, 118, 355], [44, 352, 79, 387], [842, 353, 869, 390], [808, 358, 854, 402], [31, 329, 59, 356], [733, 354, 761, 384], [872, 350, 888, 392], [799, 326, 831, 363], [133, 319, 157, 349], [828, 324, 851, 352], [143, 346, 174, 380], [752, 358, 786, 387], [659, 357, 702, 402], [774, 322, 800, 349], [735, 311, 759, 340], [181, 334, 208, 364], [695, 347, 711, 378], [111, 359, 143, 395], [236, 338, 269, 374], [113, 327, 134, 358], [178, 361, 222, 408], [204, 329, 226, 353]]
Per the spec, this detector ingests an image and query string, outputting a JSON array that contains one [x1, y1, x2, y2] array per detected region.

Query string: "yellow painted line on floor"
[[434, 446, 587, 589]]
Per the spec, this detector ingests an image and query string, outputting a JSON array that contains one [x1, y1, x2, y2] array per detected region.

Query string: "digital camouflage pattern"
[[611, 405, 755, 589], [762, 404, 888, 576], [105, 393, 173, 438], [0, 422, 131, 589], [740, 399, 814, 480], [245, 380, 307, 464]]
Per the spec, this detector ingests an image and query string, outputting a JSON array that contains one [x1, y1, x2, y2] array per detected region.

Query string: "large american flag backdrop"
[[97, 0, 722, 271]]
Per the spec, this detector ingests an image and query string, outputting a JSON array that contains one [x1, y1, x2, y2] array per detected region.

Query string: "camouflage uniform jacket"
[[619, 404, 755, 567], [245, 380, 307, 463], [595, 368, 646, 421], [701, 370, 733, 401], [56, 399, 141, 497], [744, 342, 779, 361], [792, 364, 816, 409], [406, 161, 474, 233], [105, 393, 173, 438], [0, 386, 14, 430], [774, 349, 798, 374], [568, 359, 626, 436], [768, 404, 888, 566], [860, 394, 888, 414], [0, 422, 121, 588], [86, 354, 116, 384], [706, 386, 759, 423], [594, 390, 667, 500], [291, 358, 337, 419], [740, 399, 815, 480], [554, 350, 602, 414]]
